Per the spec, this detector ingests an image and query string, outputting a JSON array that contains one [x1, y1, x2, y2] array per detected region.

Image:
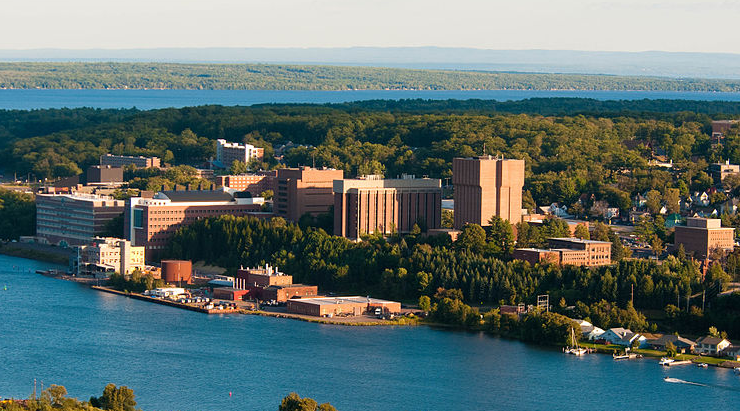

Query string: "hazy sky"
[[3, 0, 740, 53]]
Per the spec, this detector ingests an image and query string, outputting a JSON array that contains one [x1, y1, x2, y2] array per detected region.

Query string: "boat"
[[613, 351, 638, 360], [659, 357, 675, 366], [564, 327, 588, 356], [697, 363, 708, 368]]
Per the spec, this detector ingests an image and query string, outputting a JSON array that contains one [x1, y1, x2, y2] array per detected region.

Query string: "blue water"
[[2, 89, 740, 110], [1, 255, 739, 411]]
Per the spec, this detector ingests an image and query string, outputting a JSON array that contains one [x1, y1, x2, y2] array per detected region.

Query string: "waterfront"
[[2, 89, 740, 110], [1, 254, 739, 411]]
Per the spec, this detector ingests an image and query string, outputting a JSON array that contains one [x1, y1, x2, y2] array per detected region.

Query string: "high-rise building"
[[124, 188, 264, 261], [36, 193, 125, 246], [674, 217, 735, 258], [100, 154, 161, 168], [333, 175, 442, 239], [453, 156, 524, 229], [216, 171, 276, 196], [274, 167, 344, 222], [216, 139, 264, 168]]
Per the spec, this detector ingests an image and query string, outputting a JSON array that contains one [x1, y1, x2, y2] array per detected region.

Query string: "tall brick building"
[[333, 175, 442, 239], [674, 217, 735, 258], [216, 171, 276, 196], [453, 156, 524, 229], [274, 167, 344, 222], [36, 193, 125, 246]]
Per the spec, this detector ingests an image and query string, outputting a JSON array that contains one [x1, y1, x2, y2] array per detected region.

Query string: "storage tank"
[[161, 260, 193, 284]]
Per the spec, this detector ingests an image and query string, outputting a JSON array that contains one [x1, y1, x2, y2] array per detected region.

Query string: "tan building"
[[511, 248, 561, 265], [674, 218, 735, 258], [216, 139, 264, 168], [548, 238, 612, 267], [274, 167, 344, 222], [333, 175, 442, 239], [75, 237, 145, 277], [100, 154, 161, 168], [216, 171, 276, 196], [36, 193, 125, 246], [287, 296, 401, 317], [453, 156, 524, 229], [124, 189, 263, 261], [709, 160, 740, 184]]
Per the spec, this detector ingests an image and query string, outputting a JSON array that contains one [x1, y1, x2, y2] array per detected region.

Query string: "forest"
[[3, 62, 740, 91]]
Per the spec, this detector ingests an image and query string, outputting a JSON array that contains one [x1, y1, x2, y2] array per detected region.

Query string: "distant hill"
[[2, 62, 740, 91], [1, 47, 739, 79]]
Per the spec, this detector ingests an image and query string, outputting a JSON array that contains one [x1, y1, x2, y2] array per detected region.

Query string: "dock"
[[664, 360, 693, 366], [91, 286, 240, 314]]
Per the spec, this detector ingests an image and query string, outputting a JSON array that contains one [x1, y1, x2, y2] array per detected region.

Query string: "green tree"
[[279, 393, 335, 411], [228, 160, 248, 175], [665, 341, 677, 357], [90, 384, 138, 411], [573, 224, 590, 240], [646, 189, 662, 214], [486, 216, 515, 259], [664, 188, 681, 214], [456, 223, 486, 254], [418, 295, 431, 312]]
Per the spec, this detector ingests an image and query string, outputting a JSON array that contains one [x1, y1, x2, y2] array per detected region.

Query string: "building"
[[36, 193, 125, 246], [74, 237, 145, 277], [333, 175, 442, 239], [286, 296, 401, 317], [648, 334, 696, 354], [511, 248, 561, 265], [161, 260, 193, 285], [453, 156, 524, 229], [674, 218, 735, 258], [695, 336, 731, 356], [513, 238, 612, 267], [212, 287, 250, 301], [711, 120, 738, 146], [234, 265, 318, 302], [236, 264, 292, 287], [124, 188, 264, 261], [100, 154, 161, 169], [216, 171, 276, 196], [274, 167, 344, 222], [86, 165, 123, 185], [216, 139, 264, 168], [709, 160, 740, 183]]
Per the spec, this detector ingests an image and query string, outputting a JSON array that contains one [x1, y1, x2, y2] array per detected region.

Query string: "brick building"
[[216, 171, 276, 196], [100, 154, 161, 168], [333, 175, 442, 239], [287, 296, 401, 317], [86, 165, 123, 185], [36, 193, 125, 246], [513, 238, 612, 267], [274, 167, 344, 222], [709, 160, 740, 184], [124, 189, 263, 261], [216, 139, 264, 168], [453, 156, 524, 229], [234, 265, 318, 302], [674, 217, 735, 258]]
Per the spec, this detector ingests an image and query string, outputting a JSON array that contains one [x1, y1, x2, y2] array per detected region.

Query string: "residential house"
[[691, 192, 710, 207], [720, 198, 739, 215], [633, 193, 647, 209], [664, 213, 683, 229], [629, 210, 651, 224], [597, 328, 646, 347], [585, 327, 606, 341], [723, 345, 740, 360], [648, 334, 696, 354], [695, 336, 731, 356]]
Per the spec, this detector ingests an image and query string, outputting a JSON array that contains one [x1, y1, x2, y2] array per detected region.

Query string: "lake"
[[0, 254, 738, 411], [2, 89, 740, 110]]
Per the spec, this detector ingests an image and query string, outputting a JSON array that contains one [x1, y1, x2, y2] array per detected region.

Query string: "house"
[[723, 345, 740, 360], [692, 192, 710, 207], [648, 334, 696, 354], [695, 336, 731, 355], [720, 198, 739, 215], [585, 327, 606, 341], [634, 193, 647, 209], [616, 332, 647, 348], [605, 207, 620, 220], [598, 328, 643, 346], [664, 213, 683, 229]]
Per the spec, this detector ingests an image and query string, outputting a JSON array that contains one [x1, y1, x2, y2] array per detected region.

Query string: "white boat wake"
[[664, 377, 707, 387]]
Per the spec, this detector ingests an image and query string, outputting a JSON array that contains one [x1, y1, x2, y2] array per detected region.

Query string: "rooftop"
[[291, 296, 398, 306], [549, 237, 611, 245], [158, 189, 235, 202]]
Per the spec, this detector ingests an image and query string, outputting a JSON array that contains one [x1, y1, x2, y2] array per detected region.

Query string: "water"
[[2, 89, 740, 110], [1, 255, 738, 411]]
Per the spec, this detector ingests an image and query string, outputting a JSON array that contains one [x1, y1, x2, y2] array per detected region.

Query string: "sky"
[[3, 0, 740, 53]]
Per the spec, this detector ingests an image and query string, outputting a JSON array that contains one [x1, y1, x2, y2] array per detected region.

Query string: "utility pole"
[[702, 289, 706, 312], [631, 283, 634, 306], [33, 378, 37, 399]]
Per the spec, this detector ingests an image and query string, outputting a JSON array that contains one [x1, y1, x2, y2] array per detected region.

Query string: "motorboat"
[[659, 357, 675, 366]]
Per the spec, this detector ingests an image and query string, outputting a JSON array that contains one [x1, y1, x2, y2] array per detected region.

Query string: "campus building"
[[453, 156, 525, 229], [86, 165, 123, 185], [709, 160, 740, 184], [216, 139, 264, 168], [124, 188, 264, 261], [333, 175, 442, 239], [513, 238, 612, 267], [216, 171, 276, 196], [274, 167, 344, 222], [74, 237, 145, 277], [674, 217, 735, 258], [100, 154, 161, 168], [286, 296, 401, 317], [36, 193, 125, 246], [233, 265, 318, 302]]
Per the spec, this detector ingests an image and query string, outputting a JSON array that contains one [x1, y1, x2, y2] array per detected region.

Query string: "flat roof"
[[289, 296, 398, 306], [548, 237, 611, 245]]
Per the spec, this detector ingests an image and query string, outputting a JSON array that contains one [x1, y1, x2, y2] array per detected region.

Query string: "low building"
[[710, 160, 740, 183], [216, 171, 276, 197], [513, 238, 611, 267], [234, 265, 318, 302], [674, 217, 734, 259], [74, 237, 145, 277], [86, 165, 123, 185], [101, 154, 161, 169], [260, 284, 319, 302], [236, 264, 292, 287], [695, 336, 731, 355], [146, 287, 187, 298], [648, 334, 696, 354], [212, 287, 250, 301], [36, 193, 125, 246], [287, 296, 401, 317], [512, 248, 561, 265]]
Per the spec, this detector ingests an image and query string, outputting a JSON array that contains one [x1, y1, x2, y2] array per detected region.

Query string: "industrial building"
[[86, 165, 124, 185], [73, 237, 145, 277], [100, 154, 161, 168], [513, 238, 612, 267], [216, 171, 276, 196], [287, 296, 401, 317], [36, 193, 125, 246], [234, 265, 318, 302], [274, 167, 344, 222], [333, 175, 442, 239], [124, 188, 264, 261], [161, 260, 193, 285], [453, 156, 524, 229], [216, 139, 264, 168], [674, 218, 735, 258]]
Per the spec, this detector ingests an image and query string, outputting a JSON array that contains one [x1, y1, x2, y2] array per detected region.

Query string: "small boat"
[[564, 327, 588, 355], [697, 363, 708, 368], [659, 357, 675, 366]]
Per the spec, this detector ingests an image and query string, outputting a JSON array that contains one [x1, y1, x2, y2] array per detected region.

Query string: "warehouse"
[[287, 296, 401, 317]]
